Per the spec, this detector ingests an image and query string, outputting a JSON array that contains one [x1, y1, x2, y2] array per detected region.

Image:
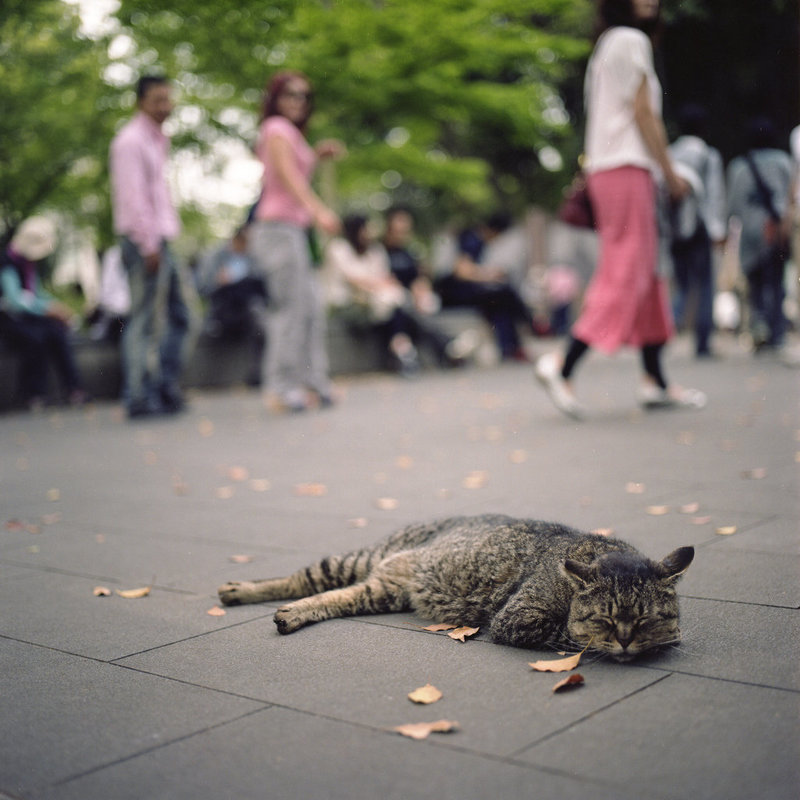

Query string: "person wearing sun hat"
[[0, 216, 88, 409]]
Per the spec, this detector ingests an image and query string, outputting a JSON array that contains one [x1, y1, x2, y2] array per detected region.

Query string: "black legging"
[[561, 337, 667, 390]]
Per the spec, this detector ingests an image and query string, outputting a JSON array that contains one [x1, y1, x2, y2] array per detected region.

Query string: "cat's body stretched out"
[[218, 514, 694, 662]]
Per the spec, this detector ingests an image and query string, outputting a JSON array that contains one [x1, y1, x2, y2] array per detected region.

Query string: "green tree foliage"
[[112, 0, 594, 226], [0, 0, 118, 243]]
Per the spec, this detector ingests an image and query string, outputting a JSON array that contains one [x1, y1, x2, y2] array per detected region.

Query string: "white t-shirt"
[[584, 26, 662, 175]]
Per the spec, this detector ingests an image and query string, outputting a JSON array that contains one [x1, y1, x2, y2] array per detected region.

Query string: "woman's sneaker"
[[636, 383, 707, 410], [534, 353, 586, 420]]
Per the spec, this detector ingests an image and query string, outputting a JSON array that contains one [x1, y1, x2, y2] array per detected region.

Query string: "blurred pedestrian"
[[110, 74, 191, 418], [668, 104, 727, 358], [535, 0, 705, 419], [249, 71, 345, 412], [435, 212, 534, 361], [197, 226, 267, 387], [0, 216, 88, 409], [727, 117, 793, 353]]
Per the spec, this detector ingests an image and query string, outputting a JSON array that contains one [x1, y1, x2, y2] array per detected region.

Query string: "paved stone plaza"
[[1, 335, 798, 800]]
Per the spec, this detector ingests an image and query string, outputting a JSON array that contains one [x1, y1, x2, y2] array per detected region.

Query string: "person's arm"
[[267, 134, 340, 235], [633, 77, 688, 201]]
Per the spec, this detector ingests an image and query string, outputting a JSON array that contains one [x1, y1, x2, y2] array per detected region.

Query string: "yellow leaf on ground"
[[423, 623, 458, 632], [408, 684, 443, 704], [462, 470, 489, 489], [46, 489, 60, 502], [716, 525, 738, 535], [229, 554, 254, 564], [646, 505, 670, 516], [294, 483, 328, 497], [116, 586, 151, 599], [92, 586, 112, 597], [552, 673, 585, 693], [207, 606, 226, 616], [625, 482, 646, 494], [393, 720, 459, 740], [530, 640, 591, 672], [448, 626, 480, 642], [375, 497, 398, 510]]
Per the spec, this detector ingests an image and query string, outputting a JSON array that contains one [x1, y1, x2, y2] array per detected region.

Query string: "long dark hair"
[[343, 214, 369, 256], [260, 70, 314, 131], [596, 0, 661, 39]]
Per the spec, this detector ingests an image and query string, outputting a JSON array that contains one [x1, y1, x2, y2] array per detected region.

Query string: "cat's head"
[[560, 547, 694, 662]]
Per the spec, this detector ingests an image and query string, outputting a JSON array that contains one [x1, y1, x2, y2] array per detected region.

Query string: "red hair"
[[260, 70, 314, 130]]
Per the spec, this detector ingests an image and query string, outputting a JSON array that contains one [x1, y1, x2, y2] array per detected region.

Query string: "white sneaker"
[[534, 353, 586, 420], [637, 383, 707, 410]]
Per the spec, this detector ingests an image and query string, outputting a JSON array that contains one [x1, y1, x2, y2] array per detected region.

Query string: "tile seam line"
[[51, 705, 271, 789], [508, 672, 673, 758]]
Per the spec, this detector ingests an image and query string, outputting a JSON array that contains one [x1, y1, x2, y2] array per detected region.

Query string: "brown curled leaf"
[[92, 586, 112, 597], [116, 585, 151, 599], [447, 626, 480, 642], [407, 684, 443, 704], [393, 720, 459, 740], [552, 673, 585, 693], [530, 639, 592, 672], [423, 623, 458, 632], [206, 606, 226, 616]]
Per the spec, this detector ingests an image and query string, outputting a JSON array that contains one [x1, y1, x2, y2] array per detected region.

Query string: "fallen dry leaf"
[[408, 684, 443, 704], [198, 418, 215, 437], [116, 585, 151, 599], [691, 516, 712, 526], [423, 623, 458, 632], [462, 470, 489, 490], [393, 720, 458, 740], [92, 586, 112, 597], [395, 455, 414, 470], [375, 497, 398, 510], [448, 626, 480, 642], [625, 482, 646, 494], [529, 640, 591, 673], [215, 486, 235, 500], [46, 489, 60, 502], [348, 517, 369, 528], [741, 468, 767, 480], [249, 478, 271, 492], [294, 483, 328, 497], [716, 525, 737, 536], [5, 519, 24, 532], [228, 466, 249, 482], [509, 449, 529, 464], [552, 673, 585, 693], [229, 554, 254, 564], [680, 502, 700, 515], [41, 513, 61, 525], [591, 528, 614, 537], [206, 606, 226, 616], [646, 505, 670, 516]]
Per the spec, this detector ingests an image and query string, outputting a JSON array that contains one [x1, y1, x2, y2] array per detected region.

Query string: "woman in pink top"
[[249, 71, 344, 412], [535, 0, 706, 420]]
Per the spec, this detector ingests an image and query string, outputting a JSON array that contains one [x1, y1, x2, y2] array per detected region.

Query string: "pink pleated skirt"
[[572, 166, 673, 353]]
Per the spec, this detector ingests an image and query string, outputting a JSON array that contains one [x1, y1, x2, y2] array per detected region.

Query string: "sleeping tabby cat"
[[218, 514, 694, 662]]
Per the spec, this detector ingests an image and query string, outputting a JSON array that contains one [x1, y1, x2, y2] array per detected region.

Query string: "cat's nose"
[[616, 629, 633, 649]]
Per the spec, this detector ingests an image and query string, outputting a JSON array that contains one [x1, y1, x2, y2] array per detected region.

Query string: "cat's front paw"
[[218, 581, 258, 606], [273, 603, 309, 635]]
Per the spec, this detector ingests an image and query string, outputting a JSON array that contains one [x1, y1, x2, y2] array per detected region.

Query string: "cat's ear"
[[656, 546, 694, 582], [561, 559, 594, 587]]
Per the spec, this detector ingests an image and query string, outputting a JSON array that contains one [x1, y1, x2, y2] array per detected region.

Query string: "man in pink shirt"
[[110, 75, 190, 418]]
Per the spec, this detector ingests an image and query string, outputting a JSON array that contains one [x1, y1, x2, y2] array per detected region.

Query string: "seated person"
[[434, 212, 534, 361], [88, 244, 130, 342], [325, 215, 463, 375], [0, 216, 88, 409], [197, 226, 267, 387]]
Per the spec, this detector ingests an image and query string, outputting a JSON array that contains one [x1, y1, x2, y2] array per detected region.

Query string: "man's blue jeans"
[[120, 237, 189, 410]]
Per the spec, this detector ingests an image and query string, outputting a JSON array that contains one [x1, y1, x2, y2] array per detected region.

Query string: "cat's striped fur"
[[218, 514, 694, 661]]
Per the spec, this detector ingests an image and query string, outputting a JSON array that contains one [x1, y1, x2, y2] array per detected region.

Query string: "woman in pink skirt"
[[536, 0, 706, 419]]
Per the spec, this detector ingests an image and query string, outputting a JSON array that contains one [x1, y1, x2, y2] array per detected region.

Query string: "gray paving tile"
[[0, 567, 272, 661], [679, 545, 800, 607], [0, 637, 264, 797], [119, 615, 665, 759], [518, 673, 800, 800], [44, 705, 649, 800], [638, 597, 800, 690]]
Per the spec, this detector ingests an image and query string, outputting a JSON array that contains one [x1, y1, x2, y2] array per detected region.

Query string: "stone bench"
[[0, 308, 495, 411]]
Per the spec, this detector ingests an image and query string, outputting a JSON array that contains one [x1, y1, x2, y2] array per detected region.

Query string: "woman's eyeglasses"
[[282, 90, 312, 102]]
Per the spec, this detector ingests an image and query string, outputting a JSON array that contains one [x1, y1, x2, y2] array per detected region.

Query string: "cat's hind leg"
[[218, 548, 384, 606], [274, 554, 415, 633]]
